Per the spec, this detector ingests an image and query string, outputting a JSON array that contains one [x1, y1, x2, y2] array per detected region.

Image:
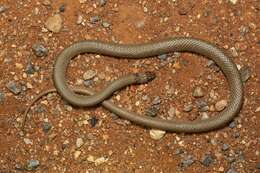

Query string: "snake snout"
[[135, 71, 156, 84]]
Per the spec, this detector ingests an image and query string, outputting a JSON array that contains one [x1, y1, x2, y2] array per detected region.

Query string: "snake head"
[[135, 71, 156, 84]]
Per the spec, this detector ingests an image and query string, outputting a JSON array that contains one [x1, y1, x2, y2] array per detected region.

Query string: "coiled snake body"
[[23, 37, 243, 133]]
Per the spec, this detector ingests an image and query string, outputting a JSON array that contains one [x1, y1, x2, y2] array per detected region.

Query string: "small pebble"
[[180, 155, 194, 167], [183, 104, 193, 112], [74, 150, 81, 159], [90, 16, 100, 24], [222, 143, 230, 151], [229, 121, 236, 129], [42, 122, 52, 133], [215, 100, 228, 111], [76, 14, 83, 25], [239, 66, 251, 82], [6, 81, 21, 95], [201, 112, 209, 120], [255, 106, 260, 112], [232, 132, 240, 138], [201, 154, 214, 166], [229, 0, 238, 5], [83, 79, 93, 87], [76, 138, 84, 148], [192, 86, 204, 98], [26, 160, 40, 171], [15, 163, 24, 171], [149, 129, 166, 140], [25, 63, 36, 74], [102, 21, 110, 28], [59, 4, 65, 12], [226, 168, 237, 173], [196, 100, 209, 112], [158, 54, 167, 61], [83, 70, 96, 80], [145, 105, 159, 117], [45, 14, 63, 33], [99, 0, 107, 6], [0, 5, 7, 13], [32, 43, 48, 57], [152, 96, 161, 105], [88, 116, 98, 127], [168, 107, 180, 117]]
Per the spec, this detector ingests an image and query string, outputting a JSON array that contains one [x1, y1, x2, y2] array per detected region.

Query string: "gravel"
[[42, 122, 52, 133], [192, 86, 204, 98], [201, 154, 214, 166], [215, 100, 228, 111], [6, 81, 21, 95], [32, 43, 48, 57], [26, 160, 40, 171]]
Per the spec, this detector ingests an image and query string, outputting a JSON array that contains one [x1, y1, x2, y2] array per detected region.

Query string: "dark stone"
[[229, 121, 236, 128], [145, 105, 159, 117], [201, 154, 214, 166], [222, 143, 230, 151], [6, 81, 21, 95], [83, 79, 93, 87], [25, 63, 36, 74], [26, 160, 40, 171], [88, 116, 98, 127], [158, 54, 167, 61], [180, 155, 194, 167], [196, 100, 209, 112], [32, 43, 48, 57], [42, 122, 52, 133], [59, 4, 65, 12], [90, 16, 100, 24]]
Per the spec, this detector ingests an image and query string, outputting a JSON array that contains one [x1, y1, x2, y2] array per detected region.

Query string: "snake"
[[22, 37, 243, 133]]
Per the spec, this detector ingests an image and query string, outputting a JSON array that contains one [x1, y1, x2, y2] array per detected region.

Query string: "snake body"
[[22, 37, 243, 133], [51, 37, 243, 133]]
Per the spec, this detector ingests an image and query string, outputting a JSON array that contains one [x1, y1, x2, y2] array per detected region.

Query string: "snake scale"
[[22, 37, 243, 133]]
